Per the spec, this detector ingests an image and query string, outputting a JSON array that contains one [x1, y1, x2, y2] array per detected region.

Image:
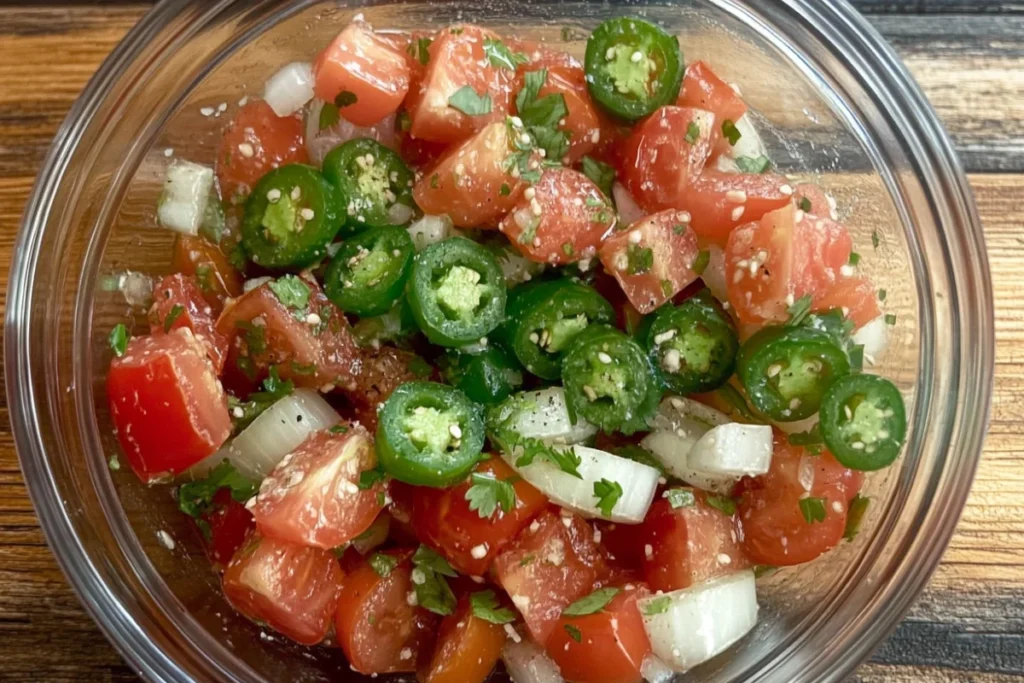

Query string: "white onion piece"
[[773, 413, 818, 435], [726, 114, 767, 161], [494, 387, 597, 445], [638, 570, 758, 672], [641, 430, 734, 494], [493, 243, 544, 286], [713, 155, 741, 174], [700, 245, 729, 303], [305, 99, 397, 166], [407, 214, 461, 250], [852, 314, 890, 365], [688, 423, 773, 477], [243, 276, 273, 293], [352, 514, 391, 555], [640, 655, 676, 683], [503, 445, 660, 523], [502, 638, 564, 683], [613, 182, 645, 225], [190, 389, 341, 480], [157, 160, 214, 235], [649, 396, 731, 433], [387, 202, 416, 226], [264, 62, 314, 117]]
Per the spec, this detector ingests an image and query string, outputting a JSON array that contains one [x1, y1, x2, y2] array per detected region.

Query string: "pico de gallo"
[[106, 14, 905, 682]]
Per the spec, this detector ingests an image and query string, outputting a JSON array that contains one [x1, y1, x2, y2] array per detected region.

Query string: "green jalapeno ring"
[[443, 345, 525, 405], [376, 381, 485, 487], [322, 138, 415, 235], [737, 325, 851, 422], [583, 17, 684, 121], [642, 291, 739, 395], [819, 374, 907, 471], [241, 164, 344, 269], [502, 279, 616, 380], [406, 237, 507, 347], [324, 225, 415, 317], [561, 324, 661, 435]]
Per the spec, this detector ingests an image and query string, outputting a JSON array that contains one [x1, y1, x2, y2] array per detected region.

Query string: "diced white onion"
[[638, 570, 758, 672], [189, 389, 341, 481], [648, 395, 730, 432], [641, 430, 734, 494], [387, 202, 416, 226], [352, 514, 391, 554], [493, 243, 544, 286], [503, 445, 660, 524], [773, 413, 818, 435], [613, 182, 645, 226], [700, 245, 729, 303], [852, 314, 890, 364], [495, 387, 597, 445], [502, 638, 564, 683], [264, 62, 314, 117], [640, 655, 676, 683], [305, 99, 397, 166], [713, 155, 741, 174], [726, 114, 767, 161], [157, 160, 214, 235], [687, 423, 773, 477], [407, 214, 461, 251], [243, 276, 273, 293]]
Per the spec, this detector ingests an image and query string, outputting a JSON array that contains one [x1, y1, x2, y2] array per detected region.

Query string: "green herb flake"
[[483, 38, 528, 70], [643, 596, 672, 616], [330, 424, 349, 434], [368, 552, 399, 577], [664, 488, 696, 509], [448, 86, 493, 116], [177, 461, 258, 519], [228, 366, 295, 431], [692, 249, 710, 275], [706, 495, 737, 516], [358, 468, 386, 490], [407, 37, 433, 65], [268, 275, 311, 311], [470, 590, 517, 624], [785, 293, 814, 327], [799, 496, 828, 524], [885, 314, 897, 325], [798, 196, 812, 212], [788, 423, 824, 455], [499, 183, 511, 197], [848, 252, 861, 266], [721, 119, 742, 146], [735, 155, 772, 173], [564, 624, 583, 643], [506, 433, 583, 479], [562, 242, 575, 257], [519, 553, 536, 567], [849, 344, 865, 373], [871, 230, 881, 249], [109, 323, 130, 357], [626, 244, 654, 276], [163, 304, 185, 333], [412, 545, 458, 616], [465, 472, 517, 519], [319, 102, 340, 130], [684, 121, 701, 144], [430, 173, 440, 189], [581, 156, 616, 198], [593, 478, 623, 518], [562, 587, 620, 617], [878, 289, 887, 301], [660, 279, 674, 297], [334, 91, 358, 108], [844, 494, 870, 541]]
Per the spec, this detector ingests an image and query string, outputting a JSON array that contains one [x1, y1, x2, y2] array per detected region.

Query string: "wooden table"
[[1, 2, 1022, 681]]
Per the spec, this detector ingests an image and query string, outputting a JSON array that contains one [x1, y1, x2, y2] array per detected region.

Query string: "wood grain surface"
[[1, 3, 1022, 682]]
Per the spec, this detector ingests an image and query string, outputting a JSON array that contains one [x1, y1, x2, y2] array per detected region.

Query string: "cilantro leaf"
[[593, 478, 623, 518], [562, 587, 620, 616], [368, 552, 399, 577], [663, 488, 696, 509], [358, 467, 386, 490], [465, 472, 518, 519], [564, 624, 582, 642], [511, 438, 583, 479], [626, 244, 653, 275], [799, 496, 828, 524], [109, 323, 129, 357], [229, 366, 294, 431], [484, 38, 528, 70], [735, 155, 772, 173], [798, 196, 812, 212], [470, 590, 517, 624], [412, 544, 458, 616], [692, 249, 710, 275], [844, 494, 870, 541], [684, 121, 700, 144], [787, 423, 824, 455], [412, 545, 458, 578], [515, 69, 571, 161], [785, 294, 813, 327], [163, 304, 185, 332], [706, 494, 737, 516], [334, 91, 358, 108], [177, 461, 258, 519], [268, 275, 311, 311], [448, 86, 493, 116], [407, 37, 432, 65], [581, 156, 615, 198], [643, 595, 671, 615], [721, 119, 742, 146]]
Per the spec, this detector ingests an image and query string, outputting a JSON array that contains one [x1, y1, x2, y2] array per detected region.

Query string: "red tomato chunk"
[[421, 595, 508, 683], [203, 490, 255, 572], [217, 100, 307, 203], [148, 273, 229, 374], [682, 170, 794, 246]]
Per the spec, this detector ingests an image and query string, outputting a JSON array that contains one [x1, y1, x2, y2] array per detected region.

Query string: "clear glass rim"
[[5, 1, 994, 681]]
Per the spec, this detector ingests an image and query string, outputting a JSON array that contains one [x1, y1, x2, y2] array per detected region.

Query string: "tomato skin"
[[619, 106, 715, 212], [499, 167, 615, 265], [216, 100, 307, 203], [203, 489, 255, 571], [682, 171, 794, 246], [313, 20, 411, 127], [407, 26, 514, 144], [735, 433, 863, 567], [251, 427, 385, 549], [545, 584, 652, 683], [345, 345, 429, 433], [335, 550, 439, 674], [171, 235, 244, 311], [413, 121, 528, 228], [222, 533, 343, 645], [793, 183, 834, 218], [812, 276, 881, 330], [598, 210, 702, 314], [148, 274, 229, 374], [215, 277, 359, 391], [391, 458, 548, 576], [108, 329, 231, 483], [677, 60, 747, 155], [493, 509, 607, 644], [421, 595, 507, 683], [636, 496, 748, 592], [507, 39, 582, 72]]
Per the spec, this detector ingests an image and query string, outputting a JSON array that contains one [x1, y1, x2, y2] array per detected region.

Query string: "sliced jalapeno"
[[584, 17, 683, 121], [443, 345, 524, 405], [376, 381, 485, 487], [241, 164, 343, 268], [561, 324, 661, 434], [738, 325, 851, 422], [324, 225, 415, 317], [819, 374, 907, 471], [406, 237, 507, 347], [641, 290, 738, 395], [502, 279, 616, 380], [322, 138, 415, 234]]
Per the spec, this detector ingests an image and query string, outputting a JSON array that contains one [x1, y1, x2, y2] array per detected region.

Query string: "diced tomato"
[[598, 210, 702, 314], [251, 427, 385, 549], [148, 274, 229, 374], [335, 550, 439, 674], [413, 121, 528, 228], [677, 61, 747, 154], [493, 509, 607, 644], [215, 277, 359, 390], [506, 38, 582, 72], [618, 106, 715, 212], [345, 345, 429, 433], [108, 329, 231, 483], [222, 533, 343, 645], [202, 489, 255, 571], [793, 183, 834, 218], [216, 100, 307, 203], [812, 276, 881, 329], [313, 20, 411, 127], [530, 66, 603, 164], [420, 595, 507, 683], [391, 458, 548, 576], [398, 132, 450, 169], [636, 496, 748, 592], [406, 25, 513, 145], [725, 204, 852, 325], [499, 167, 615, 265], [735, 433, 863, 566], [171, 235, 244, 311], [545, 584, 651, 683], [681, 171, 794, 246]]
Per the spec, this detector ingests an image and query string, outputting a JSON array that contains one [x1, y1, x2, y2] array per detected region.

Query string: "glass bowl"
[[5, 0, 993, 681]]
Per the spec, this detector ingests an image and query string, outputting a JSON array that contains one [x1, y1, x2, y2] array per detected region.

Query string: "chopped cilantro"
[[448, 86, 493, 116], [684, 121, 700, 144], [334, 91, 358, 108], [470, 590, 517, 624], [564, 624, 583, 642], [268, 275, 311, 311], [368, 552, 399, 577], [499, 183, 511, 196], [798, 196, 812, 212], [692, 249, 710, 275], [177, 461, 258, 519], [844, 494, 870, 541], [735, 155, 772, 173], [358, 467, 386, 490], [229, 367, 294, 431], [465, 472, 517, 519], [721, 119, 741, 146], [562, 587, 619, 616], [412, 545, 458, 616], [407, 37, 432, 65], [643, 595, 671, 615], [163, 304, 185, 332], [593, 478, 623, 518], [848, 252, 861, 266], [706, 494, 737, 516], [785, 294, 814, 327], [626, 244, 654, 275], [799, 496, 828, 524], [885, 314, 897, 325], [664, 488, 696, 509], [484, 38, 528, 70], [581, 156, 615, 198], [109, 323, 129, 357]]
